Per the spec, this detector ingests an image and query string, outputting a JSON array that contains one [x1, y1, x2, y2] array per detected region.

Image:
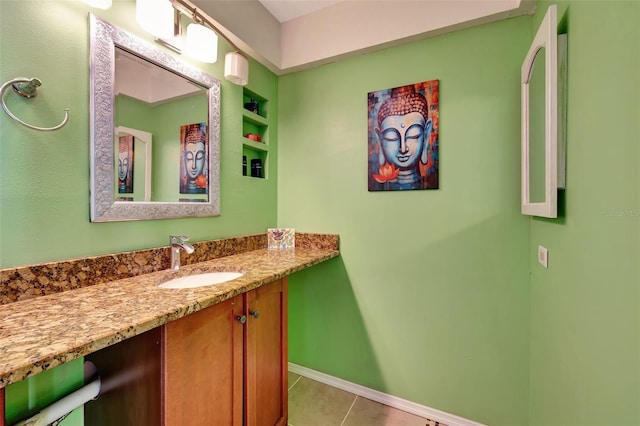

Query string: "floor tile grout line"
[[340, 395, 359, 426], [288, 375, 302, 392]]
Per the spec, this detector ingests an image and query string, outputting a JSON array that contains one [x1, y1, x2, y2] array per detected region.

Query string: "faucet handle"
[[170, 235, 190, 244]]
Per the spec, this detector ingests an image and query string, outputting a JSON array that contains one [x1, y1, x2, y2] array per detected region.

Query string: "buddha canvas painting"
[[368, 80, 439, 191]]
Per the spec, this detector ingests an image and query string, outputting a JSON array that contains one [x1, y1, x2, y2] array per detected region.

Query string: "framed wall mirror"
[[521, 5, 566, 218], [90, 14, 220, 222]]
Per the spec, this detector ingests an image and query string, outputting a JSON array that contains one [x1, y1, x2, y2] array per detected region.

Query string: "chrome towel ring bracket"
[[0, 77, 70, 131]]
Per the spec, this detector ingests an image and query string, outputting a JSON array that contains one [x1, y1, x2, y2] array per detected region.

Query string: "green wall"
[[528, 1, 640, 425], [0, 1, 277, 424], [279, 16, 531, 426], [4, 360, 84, 425]]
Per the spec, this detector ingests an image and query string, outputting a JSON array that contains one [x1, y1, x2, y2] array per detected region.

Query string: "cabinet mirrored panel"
[[521, 5, 566, 218]]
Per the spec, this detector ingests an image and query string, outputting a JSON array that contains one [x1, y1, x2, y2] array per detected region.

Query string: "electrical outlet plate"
[[538, 245, 549, 268]]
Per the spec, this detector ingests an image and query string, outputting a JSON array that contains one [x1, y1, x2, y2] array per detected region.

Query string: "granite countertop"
[[0, 246, 339, 389]]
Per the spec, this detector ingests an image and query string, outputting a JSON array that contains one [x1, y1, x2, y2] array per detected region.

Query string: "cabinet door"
[[244, 278, 288, 426], [163, 296, 243, 426]]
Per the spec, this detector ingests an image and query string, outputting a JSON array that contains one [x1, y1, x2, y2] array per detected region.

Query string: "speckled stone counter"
[[0, 234, 339, 389], [0, 234, 272, 305], [0, 233, 339, 305]]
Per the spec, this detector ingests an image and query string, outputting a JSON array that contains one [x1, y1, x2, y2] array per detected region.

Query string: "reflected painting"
[[118, 135, 134, 193], [180, 123, 208, 194], [368, 80, 439, 191]]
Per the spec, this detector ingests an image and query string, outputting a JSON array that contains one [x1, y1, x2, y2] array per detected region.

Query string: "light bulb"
[[224, 52, 249, 86], [186, 23, 218, 64], [136, 0, 175, 39]]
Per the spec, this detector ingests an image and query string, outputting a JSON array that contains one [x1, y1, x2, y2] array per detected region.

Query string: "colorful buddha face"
[[377, 112, 426, 170], [118, 151, 129, 182], [118, 136, 131, 183], [183, 126, 206, 180], [184, 141, 206, 179], [375, 86, 432, 175]]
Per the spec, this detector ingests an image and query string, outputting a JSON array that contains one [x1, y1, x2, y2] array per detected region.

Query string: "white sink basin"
[[158, 271, 244, 289]]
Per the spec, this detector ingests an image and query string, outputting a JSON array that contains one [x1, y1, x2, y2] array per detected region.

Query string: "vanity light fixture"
[[224, 51, 248, 86], [155, 9, 183, 53], [186, 23, 218, 63], [82, 0, 112, 9], [170, 0, 249, 85], [136, 0, 175, 40]]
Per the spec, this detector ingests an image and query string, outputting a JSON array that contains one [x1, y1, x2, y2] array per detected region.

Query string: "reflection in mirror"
[[90, 14, 220, 222], [528, 47, 546, 204], [115, 126, 152, 202], [114, 48, 208, 203]]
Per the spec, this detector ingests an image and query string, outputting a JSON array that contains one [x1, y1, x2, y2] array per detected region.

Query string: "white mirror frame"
[[89, 14, 221, 222], [521, 5, 559, 218]]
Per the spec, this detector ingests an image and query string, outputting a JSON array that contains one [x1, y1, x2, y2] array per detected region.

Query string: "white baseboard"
[[288, 362, 487, 426]]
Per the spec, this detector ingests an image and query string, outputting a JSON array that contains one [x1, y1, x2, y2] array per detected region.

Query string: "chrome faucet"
[[170, 235, 195, 271]]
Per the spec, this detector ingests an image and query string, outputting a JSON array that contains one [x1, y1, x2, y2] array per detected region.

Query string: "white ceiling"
[[258, 0, 343, 23], [191, 0, 536, 75], [115, 48, 202, 105]]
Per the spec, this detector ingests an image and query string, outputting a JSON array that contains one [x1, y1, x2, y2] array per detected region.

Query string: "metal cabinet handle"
[[250, 310, 260, 319], [236, 315, 247, 324]]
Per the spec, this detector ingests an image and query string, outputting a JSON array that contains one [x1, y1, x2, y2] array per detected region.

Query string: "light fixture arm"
[[170, 0, 244, 55]]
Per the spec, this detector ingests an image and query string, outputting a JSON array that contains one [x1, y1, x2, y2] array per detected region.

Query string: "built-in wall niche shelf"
[[242, 88, 268, 119], [243, 147, 268, 179], [242, 112, 268, 144], [242, 88, 270, 179], [243, 137, 268, 152]]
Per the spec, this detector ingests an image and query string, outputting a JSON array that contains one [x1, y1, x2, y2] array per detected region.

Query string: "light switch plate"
[[538, 245, 549, 268]]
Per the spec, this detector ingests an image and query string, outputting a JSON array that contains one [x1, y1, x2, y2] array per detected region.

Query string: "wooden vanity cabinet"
[[244, 277, 288, 426], [85, 278, 288, 425], [1, 387, 5, 426], [163, 277, 288, 426], [163, 295, 244, 426]]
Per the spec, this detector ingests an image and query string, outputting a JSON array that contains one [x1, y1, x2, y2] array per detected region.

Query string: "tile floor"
[[288, 372, 446, 426]]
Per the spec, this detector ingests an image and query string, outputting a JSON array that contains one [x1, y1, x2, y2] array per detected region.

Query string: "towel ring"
[[0, 77, 70, 131]]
